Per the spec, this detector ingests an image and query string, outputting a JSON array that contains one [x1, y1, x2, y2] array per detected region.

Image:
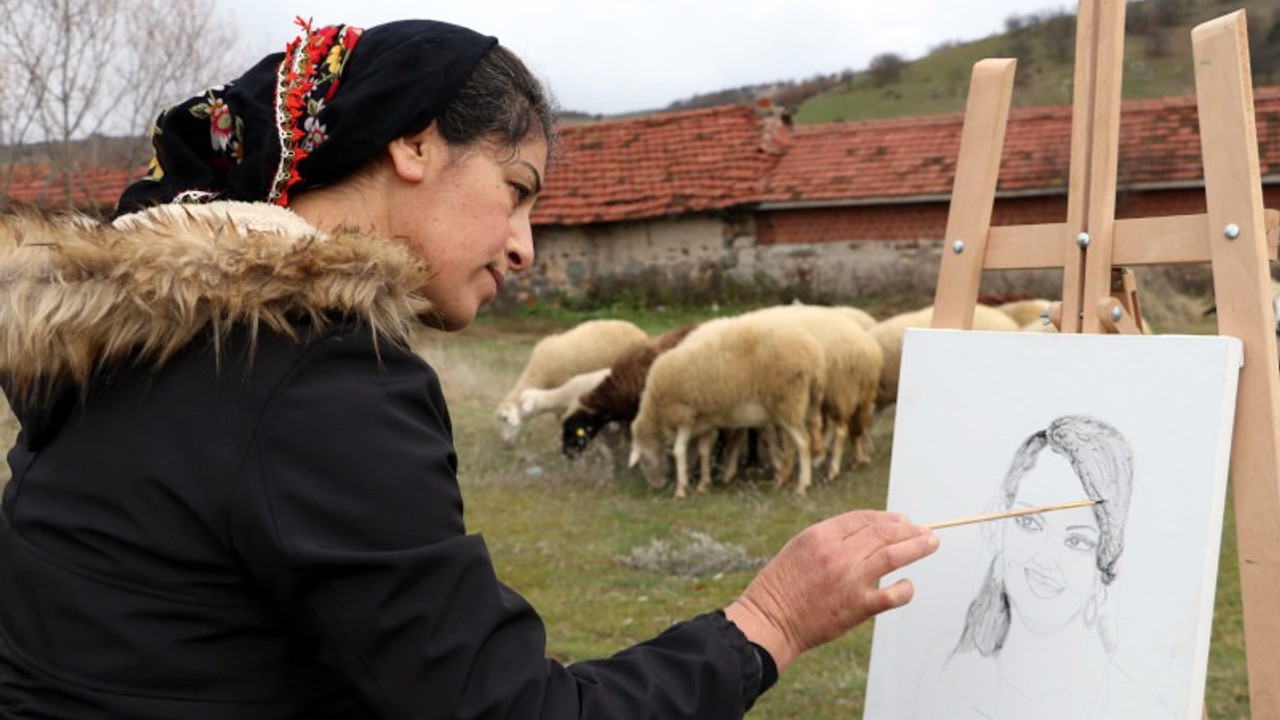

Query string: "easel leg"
[[1195, 12, 1280, 719]]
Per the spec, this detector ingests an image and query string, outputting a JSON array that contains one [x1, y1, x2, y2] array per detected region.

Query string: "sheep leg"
[[827, 419, 848, 482], [696, 432, 716, 494], [672, 426, 692, 499], [807, 406, 826, 462], [721, 429, 745, 485], [763, 426, 786, 478], [772, 428, 798, 491], [852, 401, 876, 464], [779, 422, 812, 496]]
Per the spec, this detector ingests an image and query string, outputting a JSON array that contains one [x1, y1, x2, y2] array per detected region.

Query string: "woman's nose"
[[507, 220, 534, 271]]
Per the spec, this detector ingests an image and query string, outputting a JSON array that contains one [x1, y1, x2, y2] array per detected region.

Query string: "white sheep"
[[730, 304, 884, 481], [496, 319, 648, 440], [513, 368, 612, 426], [997, 298, 1053, 327], [868, 304, 1020, 408], [837, 305, 878, 331], [628, 315, 826, 499]]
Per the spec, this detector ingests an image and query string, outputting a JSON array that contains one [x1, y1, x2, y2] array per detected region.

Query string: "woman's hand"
[[724, 510, 939, 673]]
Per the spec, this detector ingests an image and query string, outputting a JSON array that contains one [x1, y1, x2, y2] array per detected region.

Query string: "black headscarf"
[[113, 18, 497, 218]]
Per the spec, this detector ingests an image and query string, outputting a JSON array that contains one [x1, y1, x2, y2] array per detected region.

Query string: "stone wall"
[[501, 186, 1278, 309]]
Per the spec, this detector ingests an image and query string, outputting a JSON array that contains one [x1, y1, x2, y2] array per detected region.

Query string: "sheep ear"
[[628, 446, 641, 468]]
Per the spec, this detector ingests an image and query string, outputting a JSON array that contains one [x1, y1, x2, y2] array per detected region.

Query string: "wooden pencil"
[[926, 499, 1102, 530]]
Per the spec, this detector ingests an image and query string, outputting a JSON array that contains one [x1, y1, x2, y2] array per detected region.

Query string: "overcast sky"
[[214, 0, 1072, 116]]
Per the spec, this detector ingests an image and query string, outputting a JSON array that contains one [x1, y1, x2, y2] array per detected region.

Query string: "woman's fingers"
[[727, 512, 940, 674]]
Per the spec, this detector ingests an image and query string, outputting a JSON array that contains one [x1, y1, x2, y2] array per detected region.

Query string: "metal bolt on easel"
[[1224, 223, 1241, 240], [952, 239, 965, 254], [1076, 232, 1091, 248], [1111, 305, 1124, 322]]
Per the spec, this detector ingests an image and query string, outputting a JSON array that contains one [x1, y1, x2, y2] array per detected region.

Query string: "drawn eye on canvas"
[[912, 414, 1170, 720]]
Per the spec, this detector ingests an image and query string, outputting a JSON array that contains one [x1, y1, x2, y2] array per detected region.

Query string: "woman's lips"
[[1024, 567, 1065, 598], [489, 267, 505, 292]]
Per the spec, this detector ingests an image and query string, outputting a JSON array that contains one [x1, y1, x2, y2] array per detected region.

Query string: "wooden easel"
[[927, 1, 1280, 717]]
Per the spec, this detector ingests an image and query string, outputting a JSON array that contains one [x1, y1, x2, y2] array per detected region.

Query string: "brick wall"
[[755, 186, 1280, 245]]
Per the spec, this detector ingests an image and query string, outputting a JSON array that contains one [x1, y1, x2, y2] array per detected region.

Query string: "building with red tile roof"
[[6, 89, 1278, 303], [520, 89, 1279, 305]]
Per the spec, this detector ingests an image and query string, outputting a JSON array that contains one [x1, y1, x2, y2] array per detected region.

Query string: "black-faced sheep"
[[628, 316, 826, 499], [868, 304, 1020, 409], [560, 322, 701, 457], [495, 319, 647, 440]]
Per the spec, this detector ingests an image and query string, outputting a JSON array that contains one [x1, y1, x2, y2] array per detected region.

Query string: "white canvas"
[[862, 329, 1242, 720]]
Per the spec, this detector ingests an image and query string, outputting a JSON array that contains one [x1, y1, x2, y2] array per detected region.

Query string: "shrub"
[[617, 529, 767, 578]]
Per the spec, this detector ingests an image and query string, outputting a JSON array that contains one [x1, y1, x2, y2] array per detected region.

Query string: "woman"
[[0, 18, 938, 720], [914, 414, 1167, 719]]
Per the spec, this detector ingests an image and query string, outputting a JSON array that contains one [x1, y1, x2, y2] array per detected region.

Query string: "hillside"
[[650, 0, 1279, 126], [794, 0, 1280, 124]]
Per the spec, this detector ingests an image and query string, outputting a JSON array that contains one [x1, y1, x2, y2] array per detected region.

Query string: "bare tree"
[[113, 0, 242, 176], [0, 0, 242, 211]]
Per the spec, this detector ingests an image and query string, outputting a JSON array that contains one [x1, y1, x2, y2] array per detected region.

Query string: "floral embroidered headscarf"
[[113, 18, 497, 217]]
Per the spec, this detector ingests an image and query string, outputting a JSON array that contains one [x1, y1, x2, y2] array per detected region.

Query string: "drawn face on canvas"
[[1000, 450, 1103, 633]]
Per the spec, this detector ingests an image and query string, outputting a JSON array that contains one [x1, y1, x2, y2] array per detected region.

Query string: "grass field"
[[410, 303, 1252, 720], [0, 298, 1253, 718]]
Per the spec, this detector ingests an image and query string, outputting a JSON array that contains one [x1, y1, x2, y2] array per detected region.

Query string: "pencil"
[[926, 499, 1103, 530]]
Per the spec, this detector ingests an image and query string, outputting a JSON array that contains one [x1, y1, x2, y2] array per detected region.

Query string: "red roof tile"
[[5, 164, 137, 211], [535, 87, 1280, 225], [532, 103, 788, 225], [6, 88, 1279, 224]]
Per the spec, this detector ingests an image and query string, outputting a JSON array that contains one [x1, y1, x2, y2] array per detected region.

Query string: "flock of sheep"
[[495, 300, 1050, 498]]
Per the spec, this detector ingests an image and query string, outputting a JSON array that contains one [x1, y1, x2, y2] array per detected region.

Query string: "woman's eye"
[[1064, 534, 1098, 552], [1013, 514, 1043, 532], [509, 182, 531, 203]]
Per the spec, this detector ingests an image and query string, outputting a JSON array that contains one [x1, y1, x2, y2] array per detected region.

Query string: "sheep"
[[997, 298, 1053, 328], [496, 319, 648, 440], [869, 304, 1020, 408], [628, 315, 826, 499], [561, 322, 702, 457], [727, 304, 884, 482], [514, 368, 612, 425], [837, 305, 878, 331]]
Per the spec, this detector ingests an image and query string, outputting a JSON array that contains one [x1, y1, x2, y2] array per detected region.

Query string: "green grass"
[[416, 301, 1252, 719], [0, 296, 1253, 717]]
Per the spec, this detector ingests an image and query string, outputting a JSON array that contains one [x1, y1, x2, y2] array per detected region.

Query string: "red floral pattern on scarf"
[[269, 18, 364, 205]]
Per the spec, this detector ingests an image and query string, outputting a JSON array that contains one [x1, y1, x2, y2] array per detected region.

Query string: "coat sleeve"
[[230, 330, 762, 720]]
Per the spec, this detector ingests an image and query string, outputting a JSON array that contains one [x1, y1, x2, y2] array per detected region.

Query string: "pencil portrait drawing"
[[911, 414, 1167, 719], [862, 329, 1241, 720]]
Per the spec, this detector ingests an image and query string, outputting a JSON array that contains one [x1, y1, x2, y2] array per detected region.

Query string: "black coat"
[[0, 204, 761, 720]]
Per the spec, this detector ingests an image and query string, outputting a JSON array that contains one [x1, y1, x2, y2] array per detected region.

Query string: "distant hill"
[[647, 0, 1280, 125]]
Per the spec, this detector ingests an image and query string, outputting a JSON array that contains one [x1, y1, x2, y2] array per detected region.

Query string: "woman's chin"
[[419, 308, 475, 332]]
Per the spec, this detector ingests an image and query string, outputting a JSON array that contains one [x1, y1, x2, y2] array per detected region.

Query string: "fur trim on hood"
[[0, 201, 433, 404]]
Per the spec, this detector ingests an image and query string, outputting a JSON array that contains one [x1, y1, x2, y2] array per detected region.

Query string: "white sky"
[[214, 0, 1073, 116]]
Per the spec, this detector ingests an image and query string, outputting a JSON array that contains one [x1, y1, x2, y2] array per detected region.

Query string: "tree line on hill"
[[660, 0, 1280, 115]]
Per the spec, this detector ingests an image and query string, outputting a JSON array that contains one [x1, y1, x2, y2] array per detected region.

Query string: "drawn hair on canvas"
[[912, 414, 1171, 719]]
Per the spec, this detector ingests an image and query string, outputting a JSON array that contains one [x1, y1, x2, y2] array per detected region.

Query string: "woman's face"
[[390, 127, 547, 330], [1000, 450, 1103, 634]]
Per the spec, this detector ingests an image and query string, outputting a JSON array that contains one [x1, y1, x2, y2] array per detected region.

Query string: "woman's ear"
[[386, 123, 441, 183]]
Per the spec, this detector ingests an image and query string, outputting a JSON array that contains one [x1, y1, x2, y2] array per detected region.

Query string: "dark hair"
[[439, 45, 558, 156]]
